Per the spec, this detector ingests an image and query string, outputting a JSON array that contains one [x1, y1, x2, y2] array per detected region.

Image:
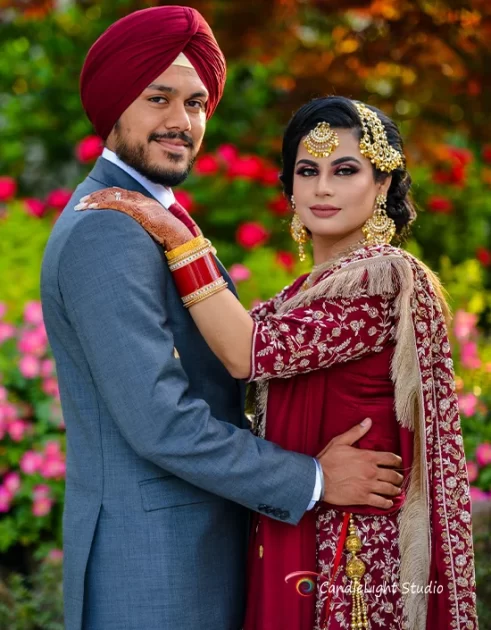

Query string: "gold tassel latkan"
[[345, 514, 368, 629]]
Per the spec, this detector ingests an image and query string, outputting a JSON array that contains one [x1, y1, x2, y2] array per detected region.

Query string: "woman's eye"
[[335, 166, 357, 176], [296, 168, 317, 177]]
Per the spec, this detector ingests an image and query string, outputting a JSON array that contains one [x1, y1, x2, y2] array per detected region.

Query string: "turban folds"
[[80, 6, 226, 140]]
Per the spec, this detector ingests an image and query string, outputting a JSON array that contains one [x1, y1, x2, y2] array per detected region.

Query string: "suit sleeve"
[[57, 210, 316, 525]]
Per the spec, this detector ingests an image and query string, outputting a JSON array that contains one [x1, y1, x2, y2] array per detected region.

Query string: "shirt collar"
[[101, 148, 176, 208]]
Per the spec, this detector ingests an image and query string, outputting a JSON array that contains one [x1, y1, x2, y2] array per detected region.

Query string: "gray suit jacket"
[[40, 158, 316, 630]]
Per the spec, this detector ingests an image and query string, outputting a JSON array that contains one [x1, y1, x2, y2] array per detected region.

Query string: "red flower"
[[217, 144, 239, 164], [261, 167, 280, 186], [24, 198, 46, 218], [448, 163, 466, 186], [75, 135, 104, 163], [174, 190, 195, 213], [46, 188, 72, 210], [236, 222, 270, 249], [195, 154, 219, 175], [276, 251, 295, 273], [432, 170, 450, 185], [268, 195, 290, 216], [476, 247, 491, 267], [447, 147, 473, 166], [482, 145, 491, 164], [427, 196, 453, 214], [0, 177, 17, 202], [227, 156, 264, 180]]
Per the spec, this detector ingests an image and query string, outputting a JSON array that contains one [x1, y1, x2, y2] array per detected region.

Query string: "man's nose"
[[163, 101, 191, 132]]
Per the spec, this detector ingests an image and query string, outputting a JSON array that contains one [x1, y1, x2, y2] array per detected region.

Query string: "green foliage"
[[0, 557, 63, 630]]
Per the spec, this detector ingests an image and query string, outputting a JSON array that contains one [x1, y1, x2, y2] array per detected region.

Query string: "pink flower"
[[228, 264, 251, 283], [20, 451, 44, 474], [476, 443, 491, 467], [33, 484, 51, 500], [0, 386, 7, 403], [0, 176, 17, 202], [1, 402, 18, 422], [0, 486, 11, 513], [195, 154, 219, 175], [3, 472, 21, 496], [40, 359, 55, 378], [460, 341, 481, 370], [46, 188, 72, 210], [0, 322, 15, 343], [76, 135, 103, 163], [469, 486, 488, 503], [23, 301, 44, 326], [276, 251, 295, 273], [24, 198, 46, 218], [42, 377, 60, 399], [47, 549, 63, 563], [216, 144, 239, 164], [466, 461, 478, 483], [32, 496, 53, 517], [453, 310, 478, 342], [236, 222, 270, 249], [44, 440, 61, 457], [40, 457, 66, 479], [173, 190, 195, 213], [458, 392, 478, 417], [8, 420, 28, 442], [18, 328, 47, 356], [19, 355, 41, 379]]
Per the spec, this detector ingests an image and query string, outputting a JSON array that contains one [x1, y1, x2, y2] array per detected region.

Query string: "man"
[[41, 6, 402, 630]]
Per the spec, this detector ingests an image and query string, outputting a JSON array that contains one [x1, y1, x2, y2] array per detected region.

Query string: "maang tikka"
[[290, 196, 309, 262], [303, 121, 339, 158], [362, 194, 396, 245]]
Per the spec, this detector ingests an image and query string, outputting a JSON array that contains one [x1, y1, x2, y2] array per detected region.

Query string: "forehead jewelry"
[[303, 121, 339, 158], [354, 102, 404, 173]]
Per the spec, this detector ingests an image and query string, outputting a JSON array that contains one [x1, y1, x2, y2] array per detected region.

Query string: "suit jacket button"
[[264, 506, 273, 514], [281, 511, 290, 520], [272, 508, 282, 517]]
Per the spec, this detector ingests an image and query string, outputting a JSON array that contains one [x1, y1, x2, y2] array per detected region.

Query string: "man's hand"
[[317, 418, 403, 509]]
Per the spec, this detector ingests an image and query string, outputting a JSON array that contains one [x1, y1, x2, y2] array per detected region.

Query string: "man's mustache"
[[149, 132, 194, 149]]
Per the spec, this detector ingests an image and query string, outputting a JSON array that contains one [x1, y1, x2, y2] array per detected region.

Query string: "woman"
[[76, 96, 477, 630]]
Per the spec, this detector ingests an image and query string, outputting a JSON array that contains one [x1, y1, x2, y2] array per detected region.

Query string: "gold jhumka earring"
[[362, 193, 396, 245], [303, 121, 339, 158], [290, 196, 309, 262]]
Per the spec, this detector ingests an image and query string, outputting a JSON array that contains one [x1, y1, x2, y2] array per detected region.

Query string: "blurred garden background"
[[0, 0, 490, 627]]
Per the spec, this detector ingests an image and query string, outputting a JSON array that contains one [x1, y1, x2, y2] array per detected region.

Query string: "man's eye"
[[148, 96, 167, 104], [187, 100, 206, 110], [296, 168, 317, 177]]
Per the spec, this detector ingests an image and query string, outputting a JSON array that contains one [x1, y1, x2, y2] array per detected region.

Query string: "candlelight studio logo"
[[285, 571, 444, 599]]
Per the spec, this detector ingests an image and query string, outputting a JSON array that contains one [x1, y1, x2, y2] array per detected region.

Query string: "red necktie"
[[167, 201, 200, 237]]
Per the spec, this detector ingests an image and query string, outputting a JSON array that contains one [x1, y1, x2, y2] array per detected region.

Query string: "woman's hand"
[[74, 187, 195, 250]]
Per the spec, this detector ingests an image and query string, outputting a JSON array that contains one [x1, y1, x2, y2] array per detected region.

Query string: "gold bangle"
[[165, 236, 207, 261], [182, 279, 228, 308], [168, 246, 212, 272], [166, 240, 212, 265]]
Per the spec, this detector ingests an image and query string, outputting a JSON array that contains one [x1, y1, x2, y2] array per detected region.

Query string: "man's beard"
[[113, 125, 195, 187]]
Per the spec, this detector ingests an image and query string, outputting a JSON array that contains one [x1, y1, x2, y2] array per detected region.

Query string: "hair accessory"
[[290, 213, 309, 262], [354, 102, 404, 173], [362, 194, 396, 245], [303, 122, 339, 158]]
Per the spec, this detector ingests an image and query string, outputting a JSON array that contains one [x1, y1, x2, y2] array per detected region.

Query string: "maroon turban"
[[80, 6, 226, 140]]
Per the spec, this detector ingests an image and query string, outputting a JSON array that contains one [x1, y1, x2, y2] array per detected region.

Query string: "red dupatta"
[[247, 245, 477, 630]]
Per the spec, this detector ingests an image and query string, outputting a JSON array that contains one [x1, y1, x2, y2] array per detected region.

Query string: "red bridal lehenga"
[[244, 244, 478, 630]]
